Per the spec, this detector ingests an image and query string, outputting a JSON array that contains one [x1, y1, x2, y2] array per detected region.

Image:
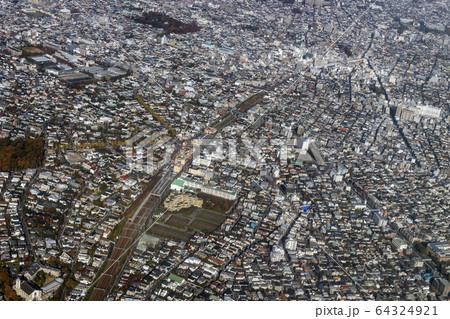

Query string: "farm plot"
[[148, 224, 193, 242], [188, 219, 218, 232], [194, 209, 226, 224], [166, 215, 191, 229]]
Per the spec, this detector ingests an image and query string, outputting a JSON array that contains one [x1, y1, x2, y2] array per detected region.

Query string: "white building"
[[170, 176, 237, 200], [270, 245, 286, 262], [14, 279, 42, 301], [392, 237, 408, 251], [396, 102, 441, 121], [373, 212, 388, 227]]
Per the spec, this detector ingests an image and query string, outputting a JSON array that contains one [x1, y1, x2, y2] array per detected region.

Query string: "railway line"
[[88, 173, 167, 300]]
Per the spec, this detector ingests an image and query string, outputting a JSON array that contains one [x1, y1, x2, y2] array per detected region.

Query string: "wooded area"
[[134, 11, 200, 34], [0, 266, 19, 300], [0, 137, 44, 171]]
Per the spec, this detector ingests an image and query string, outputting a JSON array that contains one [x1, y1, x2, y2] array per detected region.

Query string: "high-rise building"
[[431, 278, 450, 297], [395, 102, 441, 121], [306, 0, 325, 7]]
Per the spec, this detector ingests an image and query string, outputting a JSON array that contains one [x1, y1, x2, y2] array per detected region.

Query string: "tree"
[[99, 183, 108, 192], [93, 198, 104, 207], [65, 278, 78, 290], [0, 267, 9, 289], [134, 11, 200, 34], [0, 137, 44, 170], [34, 270, 46, 286], [415, 242, 428, 255], [4, 285, 19, 301], [0, 267, 20, 300]]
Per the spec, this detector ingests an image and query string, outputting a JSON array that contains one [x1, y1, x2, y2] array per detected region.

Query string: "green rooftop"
[[168, 273, 184, 284], [139, 234, 160, 246], [172, 179, 185, 187]]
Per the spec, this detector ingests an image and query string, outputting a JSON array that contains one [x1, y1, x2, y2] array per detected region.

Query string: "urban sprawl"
[[0, 0, 449, 302]]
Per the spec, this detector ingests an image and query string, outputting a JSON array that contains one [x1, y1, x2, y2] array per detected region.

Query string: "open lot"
[[148, 224, 193, 242], [194, 209, 226, 225], [188, 219, 217, 232], [166, 215, 191, 229], [149, 198, 228, 241]]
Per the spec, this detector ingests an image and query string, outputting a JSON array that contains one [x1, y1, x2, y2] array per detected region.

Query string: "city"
[[0, 0, 449, 306]]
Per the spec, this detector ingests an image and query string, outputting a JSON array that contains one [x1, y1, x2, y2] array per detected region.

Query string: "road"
[[57, 166, 100, 244], [346, 178, 441, 281], [87, 76, 288, 300], [60, 205, 117, 300], [17, 121, 48, 260]]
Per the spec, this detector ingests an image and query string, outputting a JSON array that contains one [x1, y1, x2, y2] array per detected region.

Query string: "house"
[[59, 251, 73, 264], [168, 273, 185, 285]]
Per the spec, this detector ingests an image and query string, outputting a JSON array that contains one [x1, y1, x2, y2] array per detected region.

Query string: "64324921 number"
[[375, 306, 437, 316]]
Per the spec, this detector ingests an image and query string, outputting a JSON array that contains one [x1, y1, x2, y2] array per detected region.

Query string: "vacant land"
[[166, 215, 191, 229], [188, 219, 217, 232], [149, 199, 228, 241], [197, 193, 235, 213], [195, 209, 227, 225], [148, 224, 192, 242], [187, 208, 227, 233]]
